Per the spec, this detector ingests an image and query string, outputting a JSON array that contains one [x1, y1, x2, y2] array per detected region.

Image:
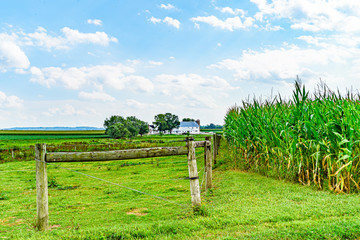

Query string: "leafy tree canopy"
[[201, 123, 223, 129], [182, 118, 195, 122], [153, 113, 180, 134], [104, 115, 149, 138]]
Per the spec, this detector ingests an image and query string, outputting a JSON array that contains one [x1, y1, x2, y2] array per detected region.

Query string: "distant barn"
[[172, 121, 200, 135]]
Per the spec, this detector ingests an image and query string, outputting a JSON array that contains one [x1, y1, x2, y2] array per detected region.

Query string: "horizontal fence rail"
[[46, 146, 189, 162], [46, 142, 211, 163]]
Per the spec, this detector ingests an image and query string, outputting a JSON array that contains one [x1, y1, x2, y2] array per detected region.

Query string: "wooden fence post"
[[216, 134, 221, 155], [187, 140, 201, 207], [205, 136, 212, 191], [213, 134, 218, 165], [35, 143, 48, 231]]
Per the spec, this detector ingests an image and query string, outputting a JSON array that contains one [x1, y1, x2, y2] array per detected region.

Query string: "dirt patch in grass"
[[49, 224, 61, 230], [126, 208, 148, 216], [0, 217, 24, 226]]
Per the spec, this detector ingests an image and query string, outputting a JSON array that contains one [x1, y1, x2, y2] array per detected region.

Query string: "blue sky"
[[1, 0, 360, 128]]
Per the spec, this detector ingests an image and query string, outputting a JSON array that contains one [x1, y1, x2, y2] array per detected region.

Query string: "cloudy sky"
[[1, 0, 360, 128]]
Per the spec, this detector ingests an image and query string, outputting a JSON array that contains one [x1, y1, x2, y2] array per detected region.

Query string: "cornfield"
[[224, 78, 360, 193]]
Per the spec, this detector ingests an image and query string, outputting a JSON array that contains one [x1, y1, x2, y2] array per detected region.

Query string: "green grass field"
[[1, 137, 360, 239], [0, 132, 207, 163], [200, 129, 223, 134]]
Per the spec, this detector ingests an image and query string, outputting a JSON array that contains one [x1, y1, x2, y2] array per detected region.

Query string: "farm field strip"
[[0, 134, 208, 163], [0, 130, 106, 135]]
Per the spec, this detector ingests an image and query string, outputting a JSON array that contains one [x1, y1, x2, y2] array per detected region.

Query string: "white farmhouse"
[[172, 121, 200, 135]]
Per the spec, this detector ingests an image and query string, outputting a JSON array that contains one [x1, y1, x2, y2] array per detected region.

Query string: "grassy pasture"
[[1, 140, 360, 239]]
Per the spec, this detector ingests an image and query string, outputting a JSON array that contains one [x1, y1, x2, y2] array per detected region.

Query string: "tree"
[[104, 115, 125, 134], [107, 122, 131, 139], [182, 118, 195, 122], [153, 114, 167, 133], [104, 115, 149, 138], [153, 113, 180, 134], [138, 121, 149, 136], [126, 116, 149, 136]]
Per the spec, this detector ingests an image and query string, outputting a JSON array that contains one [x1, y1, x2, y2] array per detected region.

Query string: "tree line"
[[200, 123, 223, 129], [104, 113, 182, 139]]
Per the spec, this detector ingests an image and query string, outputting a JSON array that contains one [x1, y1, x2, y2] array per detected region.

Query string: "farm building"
[[172, 121, 200, 135], [148, 120, 200, 135]]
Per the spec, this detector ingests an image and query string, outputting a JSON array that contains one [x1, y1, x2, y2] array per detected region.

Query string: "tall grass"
[[224, 78, 360, 193]]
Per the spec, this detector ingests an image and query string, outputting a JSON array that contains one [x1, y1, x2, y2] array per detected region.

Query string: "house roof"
[[180, 121, 199, 128]]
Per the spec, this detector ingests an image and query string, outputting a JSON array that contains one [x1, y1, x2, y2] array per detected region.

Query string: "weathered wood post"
[[205, 136, 212, 190], [213, 133, 218, 165], [35, 143, 48, 231], [187, 139, 201, 207], [216, 134, 221, 155]]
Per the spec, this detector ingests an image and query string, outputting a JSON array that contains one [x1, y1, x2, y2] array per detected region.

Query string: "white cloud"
[[191, 16, 254, 31], [218, 7, 246, 16], [30, 66, 88, 89], [155, 73, 234, 108], [125, 99, 176, 111], [26, 27, 68, 50], [87, 19, 103, 26], [30, 63, 154, 94], [298, 35, 327, 47], [209, 44, 356, 85], [126, 99, 147, 109], [120, 75, 154, 93], [0, 91, 23, 108], [251, 0, 360, 33], [42, 104, 89, 117], [79, 91, 115, 102], [160, 3, 176, 10], [30, 64, 135, 89], [25, 26, 117, 50], [0, 33, 30, 71], [149, 16, 181, 29], [150, 16, 161, 24], [148, 60, 163, 66], [163, 17, 181, 29], [61, 27, 118, 45]]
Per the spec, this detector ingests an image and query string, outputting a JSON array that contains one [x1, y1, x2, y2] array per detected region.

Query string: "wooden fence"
[[35, 136, 219, 231]]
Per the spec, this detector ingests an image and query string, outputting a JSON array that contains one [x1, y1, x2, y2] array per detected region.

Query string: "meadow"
[[1, 131, 360, 239]]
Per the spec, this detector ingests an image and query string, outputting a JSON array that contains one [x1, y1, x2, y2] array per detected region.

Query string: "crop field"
[[224, 80, 360, 193], [1, 138, 360, 239], [0, 130, 107, 143], [0, 132, 202, 163], [200, 129, 223, 134]]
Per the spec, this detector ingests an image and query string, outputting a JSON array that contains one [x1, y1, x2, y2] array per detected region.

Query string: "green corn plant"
[[224, 78, 360, 193]]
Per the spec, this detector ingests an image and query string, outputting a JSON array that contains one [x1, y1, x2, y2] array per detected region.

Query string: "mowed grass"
[[1, 141, 360, 239]]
